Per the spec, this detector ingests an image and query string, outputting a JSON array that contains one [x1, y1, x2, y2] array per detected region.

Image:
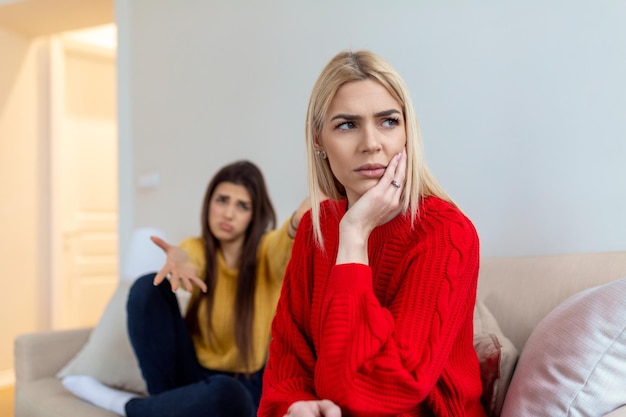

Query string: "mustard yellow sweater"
[[179, 220, 293, 374]]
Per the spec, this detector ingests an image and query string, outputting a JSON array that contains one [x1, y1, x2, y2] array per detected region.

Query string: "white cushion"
[[56, 280, 147, 394], [500, 277, 626, 417], [121, 227, 167, 281]]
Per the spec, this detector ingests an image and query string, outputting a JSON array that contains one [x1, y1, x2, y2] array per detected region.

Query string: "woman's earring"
[[316, 150, 327, 159]]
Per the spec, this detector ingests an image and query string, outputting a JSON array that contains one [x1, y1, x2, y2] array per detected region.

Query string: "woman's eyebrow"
[[330, 109, 401, 122], [330, 113, 361, 122], [237, 198, 252, 206], [374, 109, 401, 118]]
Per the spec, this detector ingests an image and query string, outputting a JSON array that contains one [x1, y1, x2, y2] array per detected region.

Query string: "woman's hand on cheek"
[[284, 400, 342, 417], [343, 148, 407, 234]]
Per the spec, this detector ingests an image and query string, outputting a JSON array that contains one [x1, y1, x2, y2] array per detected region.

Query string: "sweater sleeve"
[[258, 215, 318, 417], [315, 210, 480, 415], [257, 219, 294, 284], [179, 237, 206, 277]]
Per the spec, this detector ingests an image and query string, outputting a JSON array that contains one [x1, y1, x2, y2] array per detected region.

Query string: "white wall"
[[118, 0, 626, 258], [0, 28, 47, 377]]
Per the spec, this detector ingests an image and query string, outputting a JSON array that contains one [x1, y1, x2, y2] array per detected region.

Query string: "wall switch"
[[138, 172, 160, 189]]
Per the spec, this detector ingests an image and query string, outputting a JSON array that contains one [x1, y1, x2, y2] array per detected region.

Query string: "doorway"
[[49, 24, 119, 329]]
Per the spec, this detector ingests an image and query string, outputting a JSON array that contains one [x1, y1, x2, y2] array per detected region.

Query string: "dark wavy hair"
[[184, 160, 277, 374]]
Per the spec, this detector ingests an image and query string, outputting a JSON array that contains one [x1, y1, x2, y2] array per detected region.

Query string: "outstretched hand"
[[284, 400, 342, 417], [150, 236, 207, 293]]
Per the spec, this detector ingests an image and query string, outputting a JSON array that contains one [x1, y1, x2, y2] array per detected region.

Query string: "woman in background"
[[64, 159, 311, 417], [258, 51, 486, 417]]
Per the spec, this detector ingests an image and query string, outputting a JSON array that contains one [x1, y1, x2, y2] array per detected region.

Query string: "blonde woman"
[[258, 51, 485, 417]]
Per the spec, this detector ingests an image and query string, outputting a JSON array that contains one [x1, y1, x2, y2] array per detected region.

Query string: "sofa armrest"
[[14, 327, 92, 389]]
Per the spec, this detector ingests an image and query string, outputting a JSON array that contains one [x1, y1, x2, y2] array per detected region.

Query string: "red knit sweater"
[[258, 197, 486, 417]]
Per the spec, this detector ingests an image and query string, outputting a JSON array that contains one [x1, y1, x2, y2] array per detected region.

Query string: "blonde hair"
[[306, 49, 454, 246]]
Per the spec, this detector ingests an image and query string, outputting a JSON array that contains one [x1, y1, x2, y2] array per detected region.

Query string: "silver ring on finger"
[[391, 179, 401, 188]]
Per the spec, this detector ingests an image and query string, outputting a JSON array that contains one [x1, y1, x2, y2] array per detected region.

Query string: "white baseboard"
[[0, 369, 15, 388]]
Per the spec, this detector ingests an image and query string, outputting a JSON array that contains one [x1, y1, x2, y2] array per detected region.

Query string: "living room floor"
[[0, 385, 13, 416]]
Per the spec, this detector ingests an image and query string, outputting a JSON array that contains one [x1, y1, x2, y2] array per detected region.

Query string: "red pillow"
[[474, 332, 502, 417]]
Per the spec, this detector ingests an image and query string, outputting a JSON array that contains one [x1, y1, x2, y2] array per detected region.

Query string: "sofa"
[[14, 250, 626, 417]]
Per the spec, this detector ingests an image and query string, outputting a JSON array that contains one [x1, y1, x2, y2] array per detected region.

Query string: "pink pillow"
[[501, 277, 626, 417]]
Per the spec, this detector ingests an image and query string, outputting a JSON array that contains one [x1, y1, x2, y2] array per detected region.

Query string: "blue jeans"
[[125, 273, 262, 417]]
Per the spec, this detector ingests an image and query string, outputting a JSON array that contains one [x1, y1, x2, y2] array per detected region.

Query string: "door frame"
[[47, 35, 118, 329]]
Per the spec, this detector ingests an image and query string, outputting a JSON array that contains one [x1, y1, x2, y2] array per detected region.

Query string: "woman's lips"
[[355, 164, 386, 178], [219, 221, 233, 232]]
